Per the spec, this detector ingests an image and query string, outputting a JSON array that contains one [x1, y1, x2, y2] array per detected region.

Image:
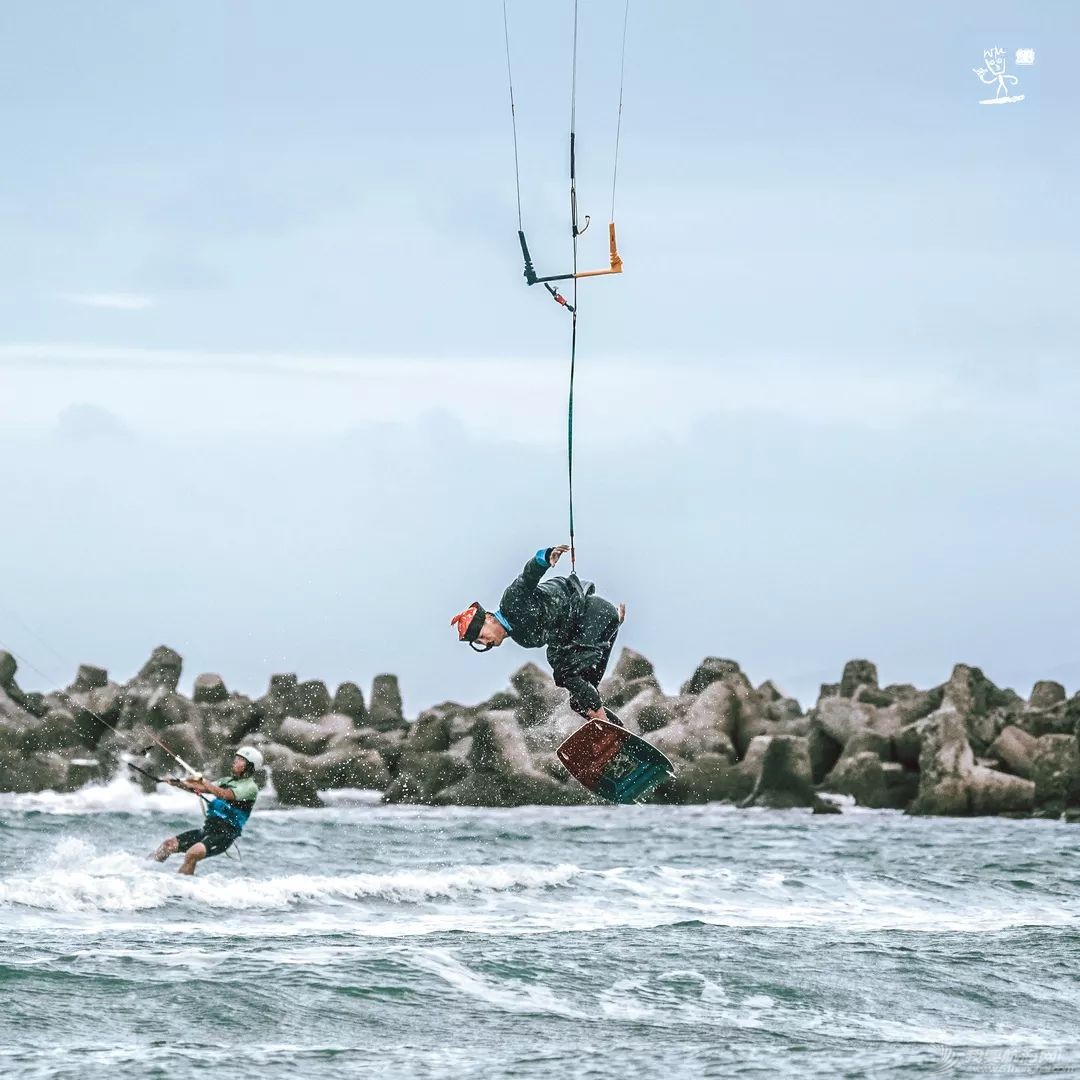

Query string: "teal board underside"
[[596, 753, 674, 804]]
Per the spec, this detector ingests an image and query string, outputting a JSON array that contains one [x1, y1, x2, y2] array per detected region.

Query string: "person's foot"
[[617, 602, 626, 624], [150, 839, 176, 862]]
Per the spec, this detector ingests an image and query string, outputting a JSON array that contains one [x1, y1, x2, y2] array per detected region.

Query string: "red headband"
[[450, 602, 487, 643]]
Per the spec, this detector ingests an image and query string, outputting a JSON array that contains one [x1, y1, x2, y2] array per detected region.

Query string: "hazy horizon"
[[2, 1, 1077, 712]]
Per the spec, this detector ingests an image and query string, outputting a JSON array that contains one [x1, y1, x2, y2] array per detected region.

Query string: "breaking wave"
[[2, 835, 1075, 937], [0, 839, 582, 915], [0, 773, 197, 815]]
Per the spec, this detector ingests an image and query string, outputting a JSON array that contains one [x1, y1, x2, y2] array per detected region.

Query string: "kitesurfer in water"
[[150, 746, 263, 875], [451, 545, 626, 724]]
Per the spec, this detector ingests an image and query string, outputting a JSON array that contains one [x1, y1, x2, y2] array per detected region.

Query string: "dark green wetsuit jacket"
[[497, 549, 622, 717]]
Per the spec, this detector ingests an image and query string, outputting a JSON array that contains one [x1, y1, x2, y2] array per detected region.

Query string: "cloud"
[[2, 400, 1078, 710], [52, 403, 133, 442], [0, 341, 984, 443], [60, 293, 157, 311]]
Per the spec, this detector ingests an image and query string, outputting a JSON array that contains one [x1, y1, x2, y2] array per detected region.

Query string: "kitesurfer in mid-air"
[[150, 746, 263, 875], [451, 545, 626, 724]]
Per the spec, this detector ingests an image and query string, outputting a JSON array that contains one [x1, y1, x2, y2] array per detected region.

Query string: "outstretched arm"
[[180, 778, 236, 801], [516, 544, 571, 590]]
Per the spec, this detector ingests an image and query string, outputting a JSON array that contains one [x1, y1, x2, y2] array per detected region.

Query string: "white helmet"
[[236, 746, 264, 770]]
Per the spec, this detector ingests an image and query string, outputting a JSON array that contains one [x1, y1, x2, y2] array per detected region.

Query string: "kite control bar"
[[126, 760, 211, 805], [577, 222, 623, 278], [503, 0, 627, 319], [518, 223, 623, 307]]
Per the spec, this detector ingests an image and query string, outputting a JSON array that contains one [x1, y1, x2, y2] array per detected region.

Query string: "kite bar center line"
[[568, 0, 580, 572], [501, 0, 631, 573]]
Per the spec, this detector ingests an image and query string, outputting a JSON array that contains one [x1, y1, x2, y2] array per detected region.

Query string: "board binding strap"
[[557, 717, 675, 804]]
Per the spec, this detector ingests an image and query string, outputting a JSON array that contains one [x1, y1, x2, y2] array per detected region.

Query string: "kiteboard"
[[557, 716, 675, 804]]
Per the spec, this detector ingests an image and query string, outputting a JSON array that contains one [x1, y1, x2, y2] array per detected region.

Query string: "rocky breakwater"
[[2, 645, 1080, 818], [0, 646, 400, 807]]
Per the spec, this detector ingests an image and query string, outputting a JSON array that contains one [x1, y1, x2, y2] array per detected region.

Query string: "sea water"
[[2, 779, 1079, 1079]]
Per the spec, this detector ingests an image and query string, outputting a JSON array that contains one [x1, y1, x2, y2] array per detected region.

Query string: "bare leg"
[[617, 602, 626, 624], [178, 841, 208, 876], [151, 836, 179, 862]]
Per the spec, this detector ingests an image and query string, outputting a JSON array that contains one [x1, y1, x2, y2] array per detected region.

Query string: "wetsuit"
[[174, 774, 258, 858], [496, 549, 622, 718]]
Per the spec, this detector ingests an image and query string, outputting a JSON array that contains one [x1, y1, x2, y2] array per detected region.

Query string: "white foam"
[[411, 949, 580, 1018], [317, 787, 383, 806], [0, 773, 198, 815], [0, 842, 582, 915], [3, 807, 1077, 939], [0, 774, 381, 816]]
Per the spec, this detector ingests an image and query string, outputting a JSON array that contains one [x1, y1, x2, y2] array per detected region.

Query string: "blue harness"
[[205, 797, 251, 832]]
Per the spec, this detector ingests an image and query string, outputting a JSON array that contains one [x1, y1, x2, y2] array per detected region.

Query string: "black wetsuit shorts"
[[175, 822, 238, 858]]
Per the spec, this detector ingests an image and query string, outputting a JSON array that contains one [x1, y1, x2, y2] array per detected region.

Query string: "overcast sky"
[[1, 2, 1078, 710]]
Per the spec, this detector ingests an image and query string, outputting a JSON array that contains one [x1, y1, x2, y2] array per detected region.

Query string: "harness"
[[205, 794, 254, 832], [563, 572, 596, 636]]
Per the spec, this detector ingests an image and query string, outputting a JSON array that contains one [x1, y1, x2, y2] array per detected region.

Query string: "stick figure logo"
[[973, 47, 1025, 105]]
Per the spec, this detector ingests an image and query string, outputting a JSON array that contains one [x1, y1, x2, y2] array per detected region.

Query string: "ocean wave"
[[0, 840, 583, 914], [411, 949, 583, 1018], [0, 774, 203, 815], [0, 776, 385, 817], [2, 836, 1074, 935]]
